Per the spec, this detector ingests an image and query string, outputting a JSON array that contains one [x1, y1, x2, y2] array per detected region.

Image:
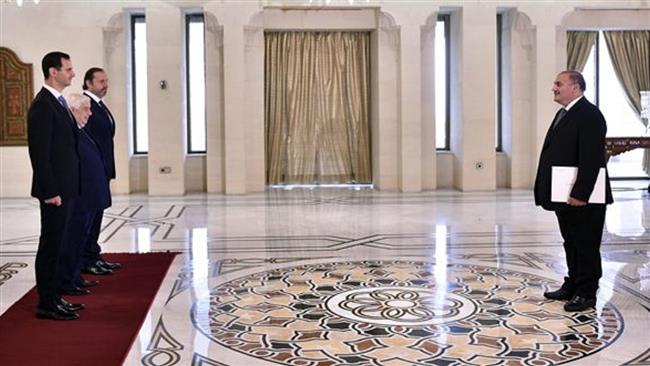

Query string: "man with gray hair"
[[533, 70, 613, 312], [57, 93, 111, 298]]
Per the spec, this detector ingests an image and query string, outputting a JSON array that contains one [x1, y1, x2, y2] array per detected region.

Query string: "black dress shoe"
[[80, 279, 99, 287], [98, 259, 121, 270], [82, 265, 113, 275], [59, 298, 85, 312], [543, 288, 574, 301], [564, 295, 596, 312], [61, 287, 91, 296], [36, 305, 79, 320]]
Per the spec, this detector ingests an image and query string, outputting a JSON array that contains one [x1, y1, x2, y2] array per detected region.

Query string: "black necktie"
[[552, 108, 567, 129], [98, 100, 115, 126]]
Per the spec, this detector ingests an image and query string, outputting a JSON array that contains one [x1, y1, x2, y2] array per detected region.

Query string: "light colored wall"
[[451, 4, 498, 191], [0, 3, 124, 197], [185, 155, 206, 192], [436, 152, 454, 189], [0, 1, 648, 197], [502, 10, 536, 189], [146, 5, 186, 195], [129, 155, 148, 193], [0, 147, 31, 197]]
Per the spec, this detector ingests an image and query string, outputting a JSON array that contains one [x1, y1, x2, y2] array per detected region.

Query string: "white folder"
[[551, 166, 606, 204]]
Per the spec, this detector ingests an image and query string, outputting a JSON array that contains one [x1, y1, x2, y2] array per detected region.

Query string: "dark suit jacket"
[[83, 93, 116, 180], [28, 87, 80, 201], [534, 96, 614, 211], [76, 129, 111, 212]]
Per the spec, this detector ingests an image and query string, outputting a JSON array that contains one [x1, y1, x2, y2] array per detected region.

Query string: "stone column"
[[220, 17, 247, 194], [243, 23, 265, 192], [450, 5, 497, 191], [146, 5, 186, 195], [103, 15, 130, 194], [383, 4, 437, 192], [204, 13, 225, 193], [525, 7, 565, 171], [372, 12, 400, 190]]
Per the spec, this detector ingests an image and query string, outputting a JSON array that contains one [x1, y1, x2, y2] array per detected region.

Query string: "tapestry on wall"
[[0, 47, 33, 146]]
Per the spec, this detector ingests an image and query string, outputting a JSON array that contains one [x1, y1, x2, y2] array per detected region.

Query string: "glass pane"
[[495, 14, 501, 151], [134, 18, 149, 153], [434, 19, 447, 150], [598, 32, 647, 178], [188, 17, 206, 153]]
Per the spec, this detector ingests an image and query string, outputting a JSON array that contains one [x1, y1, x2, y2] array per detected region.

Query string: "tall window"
[[435, 15, 450, 150], [186, 14, 206, 154], [582, 31, 646, 178], [495, 14, 503, 152], [131, 15, 148, 154]]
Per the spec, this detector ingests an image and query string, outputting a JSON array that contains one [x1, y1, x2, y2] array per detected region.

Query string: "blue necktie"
[[57, 95, 75, 124], [57, 95, 68, 109]]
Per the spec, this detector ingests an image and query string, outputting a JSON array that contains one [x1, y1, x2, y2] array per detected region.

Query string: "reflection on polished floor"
[[1, 184, 649, 365]]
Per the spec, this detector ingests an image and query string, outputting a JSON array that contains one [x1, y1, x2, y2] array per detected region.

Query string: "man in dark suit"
[[27, 51, 83, 320], [80, 67, 120, 275], [534, 70, 613, 312], [57, 94, 111, 296]]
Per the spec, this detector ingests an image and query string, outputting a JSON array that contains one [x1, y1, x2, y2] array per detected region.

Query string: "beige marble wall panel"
[[0, 147, 30, 197], [436, 151, 454, 189], [204, 13, 225, 193], [129, 155, 148, 193], [104, 14, 130, 194], [146, 5, 186, 195], [500, 10, 536, 189], [0, 1, 648, 197], [453, 5, 497, 191], [262, 8, 376, 30], [244, 24, 266, 192], [0, 2, 121, 197], [373, 14, 400, 190], [421, 14, 438, 190], [185, 155, 206, 192]]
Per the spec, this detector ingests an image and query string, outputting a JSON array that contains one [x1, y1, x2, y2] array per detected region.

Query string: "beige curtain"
[[566, 31, 598, 71], [265, 32, 371, 185], [603, 31, 650, 173]]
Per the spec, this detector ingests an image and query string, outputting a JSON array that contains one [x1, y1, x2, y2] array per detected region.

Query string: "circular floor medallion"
[[192, 260, 623, 366], [326, 286, 475, 326]]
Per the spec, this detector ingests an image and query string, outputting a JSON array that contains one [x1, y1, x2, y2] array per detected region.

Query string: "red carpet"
[[0, 252, 177, 366]]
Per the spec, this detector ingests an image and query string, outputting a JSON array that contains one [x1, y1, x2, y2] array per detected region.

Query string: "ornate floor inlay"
[[0, 262, 27, 286], [192, 260, 623, 365], [326, 286, 474, 326], [2, 187, 648, 365]]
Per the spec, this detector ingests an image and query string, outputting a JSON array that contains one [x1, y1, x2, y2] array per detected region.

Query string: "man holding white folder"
[[533, 70, 613, 312]]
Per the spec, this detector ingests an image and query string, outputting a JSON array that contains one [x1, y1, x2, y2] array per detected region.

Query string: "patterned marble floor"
[[1, 184, 649, 365]]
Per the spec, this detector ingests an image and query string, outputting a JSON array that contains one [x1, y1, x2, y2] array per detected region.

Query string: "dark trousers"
[[555, 205, 606, 298], [58, 208, 98, 291], [82, 210, 104, 267], [35, 199, 75, 310]]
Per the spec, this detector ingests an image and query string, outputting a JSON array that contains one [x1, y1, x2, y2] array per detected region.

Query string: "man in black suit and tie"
[[534, 70, 613, 312], [27, 51, 83, 320], [57, 94, 111, 297], [80, 67, 120, 275]]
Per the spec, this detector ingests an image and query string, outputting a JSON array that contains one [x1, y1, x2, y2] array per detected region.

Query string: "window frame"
[[436, 14, 451, 151], [496, 13, 503, 152], [131, 14, 147, 155], [185, 13, 207, 154]]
